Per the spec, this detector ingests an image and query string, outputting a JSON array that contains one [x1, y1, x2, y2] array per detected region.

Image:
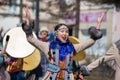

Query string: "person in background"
[[38, 27, 50, 41], [0, 48, 26, 80], [8, 58, 26, 80], [0, 48, 10, 80], [38, 27, 50, 79], [0, 26, 26, 80]]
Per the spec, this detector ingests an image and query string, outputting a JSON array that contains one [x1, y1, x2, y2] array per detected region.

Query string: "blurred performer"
[[38, 27, 53, 42], [38, 27, 49, 77], [8, 58, 26, 80], [22, 7, 104, 80], [86, 40, 120, 80], [0, 48, 10, 80], [3, 27, 26, 80]]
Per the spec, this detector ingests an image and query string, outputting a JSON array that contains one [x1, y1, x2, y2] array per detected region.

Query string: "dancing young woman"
[[22, 7, 104, 80]]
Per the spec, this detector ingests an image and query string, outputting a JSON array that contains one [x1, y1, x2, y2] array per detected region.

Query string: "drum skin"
[[23, 49, 41, 71], [3, 27, 36, 58]]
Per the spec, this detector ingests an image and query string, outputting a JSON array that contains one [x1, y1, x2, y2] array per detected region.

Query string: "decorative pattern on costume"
[[7, 58, 23, 73], [47, 63, 60, 73]]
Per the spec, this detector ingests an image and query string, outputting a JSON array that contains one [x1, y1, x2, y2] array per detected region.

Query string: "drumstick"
[[96, 12, 105, 30], [4, 35, 10, 51]]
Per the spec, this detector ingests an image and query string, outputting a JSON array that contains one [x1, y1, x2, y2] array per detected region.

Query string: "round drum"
[[23, 49, 41, 71], [3, 27, 36, 58]]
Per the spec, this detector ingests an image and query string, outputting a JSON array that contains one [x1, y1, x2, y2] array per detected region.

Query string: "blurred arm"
[[87, 44, 116, 71]]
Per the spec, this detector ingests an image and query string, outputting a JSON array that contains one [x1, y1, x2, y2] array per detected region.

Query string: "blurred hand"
[[96, 12, 105, 29], [23, 6, 31, 26], [0, 48, 6, 54], [74, 72, 85, 80], [79, 73, 84, 80]]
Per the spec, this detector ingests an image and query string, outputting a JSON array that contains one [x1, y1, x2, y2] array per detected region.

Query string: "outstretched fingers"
[[96, 12, 105, 29], [23, 6, 31, 26]]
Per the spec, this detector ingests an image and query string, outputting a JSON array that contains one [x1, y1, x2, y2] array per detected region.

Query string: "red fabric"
[[39, 38, 48, 42]]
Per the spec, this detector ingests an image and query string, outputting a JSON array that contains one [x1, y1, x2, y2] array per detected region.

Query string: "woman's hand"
[[22, 6, 33, 35], [74, 72, 85, 80], [96, 12, 105, 29], [78, 73, 84, 80], [0, 48, 6, 54], [23, 6, 31, 26]]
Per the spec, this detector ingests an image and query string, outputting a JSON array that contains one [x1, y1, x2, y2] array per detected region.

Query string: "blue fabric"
[[0, 54, 3, 64], [10, 71, 25, 80], [27, 50, 48, 80], [33, 52, 48, 77], [50, 38, 74, 61], [47, 63, 60, 72], [38, 32, 54, 42]]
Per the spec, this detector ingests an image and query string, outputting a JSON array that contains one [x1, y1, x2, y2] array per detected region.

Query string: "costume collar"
[[50, 38, 74, 61]]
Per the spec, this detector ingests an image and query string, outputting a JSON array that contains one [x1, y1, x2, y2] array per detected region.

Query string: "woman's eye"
[[60, 30, 64, 32], [66, 31, 69, 33]]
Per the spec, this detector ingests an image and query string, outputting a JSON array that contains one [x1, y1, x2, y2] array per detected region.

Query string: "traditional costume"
[[22, 22, 102, 80]]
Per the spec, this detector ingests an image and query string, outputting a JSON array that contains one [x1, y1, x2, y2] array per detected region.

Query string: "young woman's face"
[[56, 25, 69, 43]]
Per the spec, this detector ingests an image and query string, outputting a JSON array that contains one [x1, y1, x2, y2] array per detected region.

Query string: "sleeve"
[[73, 26, 102, 53], [22, 20, 50, 58], [88, 26, 103, 40], [87, 44, 116, 71], [73, 38, 95, 53], [27, 35, 50, 58], [22, 20, 34, 35]]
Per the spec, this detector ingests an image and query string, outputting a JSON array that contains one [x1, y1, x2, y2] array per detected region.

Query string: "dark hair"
[[54, 23, 69, 31]]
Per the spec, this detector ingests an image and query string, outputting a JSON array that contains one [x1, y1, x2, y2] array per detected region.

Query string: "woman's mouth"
[[62, 36, 67, 41]]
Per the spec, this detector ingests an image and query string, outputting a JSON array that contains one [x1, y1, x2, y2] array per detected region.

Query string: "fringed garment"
[[47, 38, 75, 80]]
